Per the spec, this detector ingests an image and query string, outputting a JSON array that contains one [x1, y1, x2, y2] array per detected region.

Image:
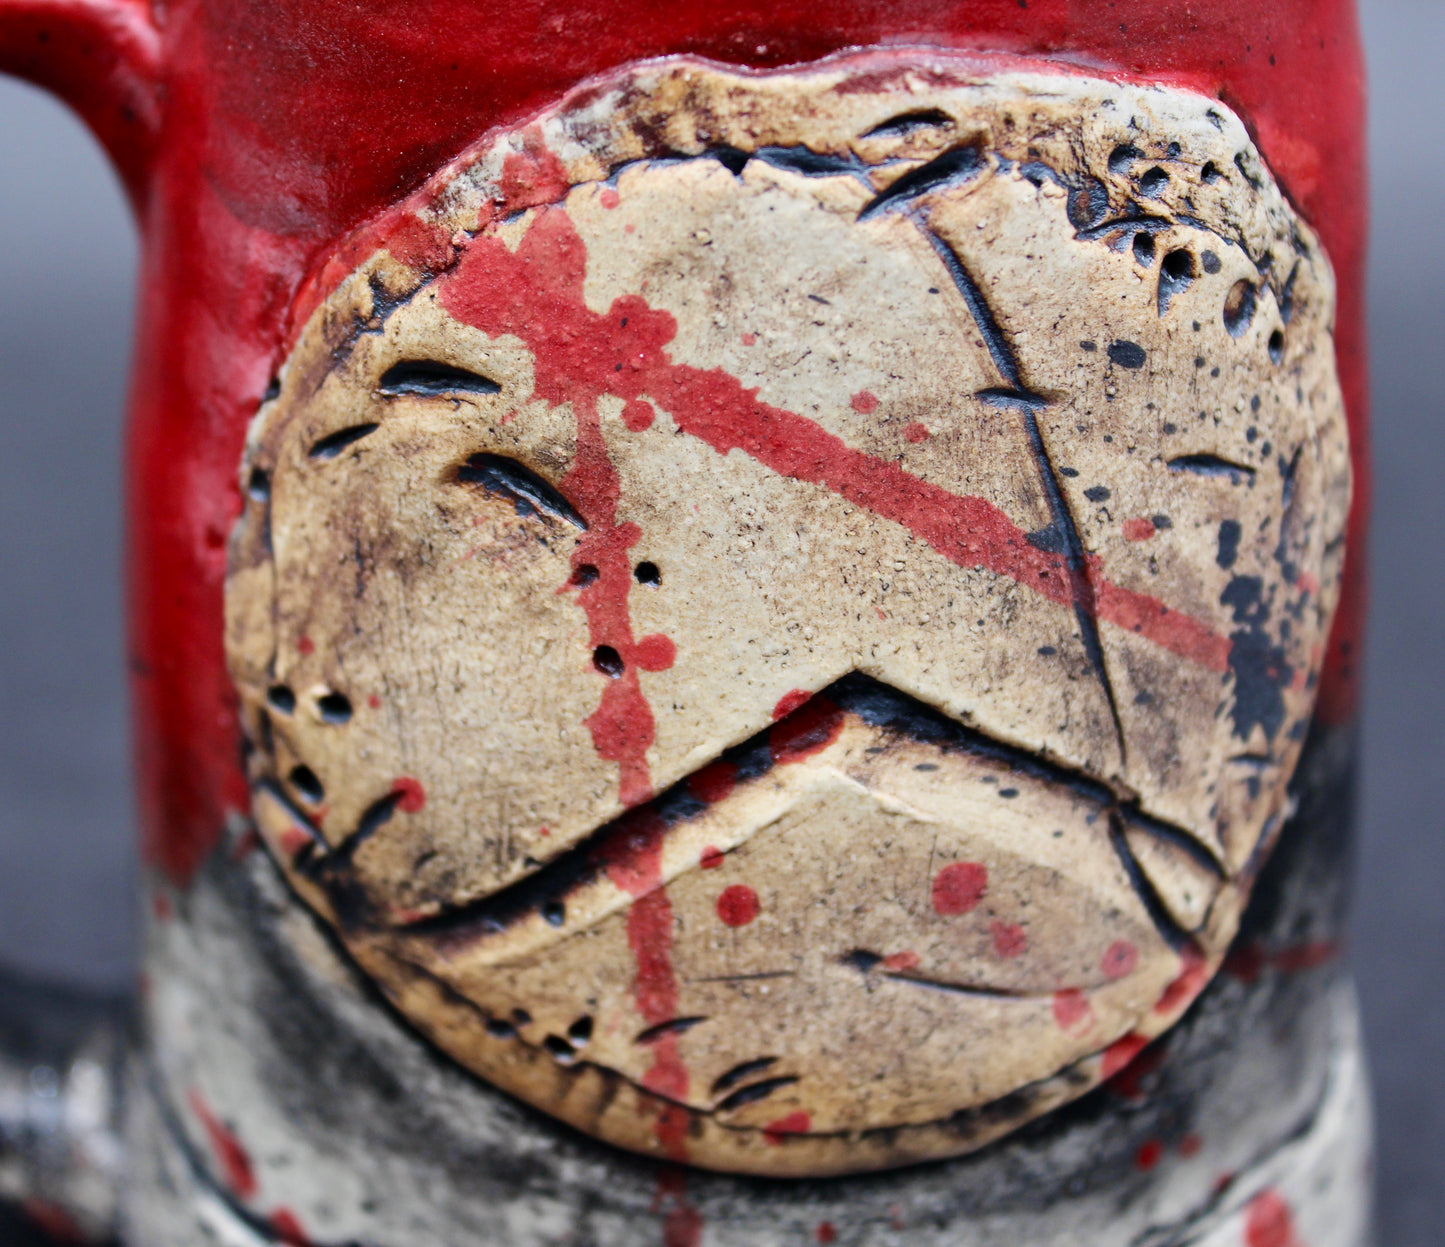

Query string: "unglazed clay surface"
[[223, 56, 1348, 1174]]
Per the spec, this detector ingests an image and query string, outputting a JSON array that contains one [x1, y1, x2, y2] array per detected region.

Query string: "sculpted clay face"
[[224, 55, 1347, 1175]]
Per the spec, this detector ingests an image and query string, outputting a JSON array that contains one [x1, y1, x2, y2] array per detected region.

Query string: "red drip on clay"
[[270, 1209, 311, 1246], [598, 812, 689, 1158], [186, 1089, 257, 1199], [654, 1167, 703, 1247]]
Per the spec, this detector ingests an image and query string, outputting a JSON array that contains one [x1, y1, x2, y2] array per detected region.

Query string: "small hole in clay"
[[267, 685, 296, 714], [1158, 249, 1197, 314], [634, 561, 661, 586], [1132, 233, 1155, 266], [1223, 280, 1257, 338], [1200, 160, 1223, 184], [317, 692, 352, 724], [593, 646, 625, 678], [512, 1008, 532, 1026], [288, 764, 325, 805], [1138, 166, 1170, 197], [541, 900, 566, 927], [1268, 329, 1285, 364], [484, 1016, 516, 1039], [569, 1016, 594, 1045], [572, 564, 599, 587], [1108, 143, 1142, 174], [543, 1035, 576, 1064], [247, 468, 271, 501]]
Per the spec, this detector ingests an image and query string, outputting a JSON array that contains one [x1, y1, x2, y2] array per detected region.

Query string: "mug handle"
[[0, 4, 158, 1240], [0, 0, 160, 210]]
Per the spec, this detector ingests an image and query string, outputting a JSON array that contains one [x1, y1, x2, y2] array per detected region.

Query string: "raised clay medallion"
[[223, 53, 1349, 1175]]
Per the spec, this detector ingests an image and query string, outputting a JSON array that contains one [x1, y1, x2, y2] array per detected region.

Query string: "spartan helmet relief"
[[223, 55, 1349, 1175]]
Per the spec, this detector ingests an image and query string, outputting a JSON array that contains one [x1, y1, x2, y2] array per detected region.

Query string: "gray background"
[[0, 1, 1439, 1239]]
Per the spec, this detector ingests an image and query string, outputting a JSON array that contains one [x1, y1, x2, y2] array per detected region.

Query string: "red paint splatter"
[[903, 421, 930, 442], [770, 694, 845, 765], [1225, 942, 1267, 984], [21, 1200, 83, 1245], [622, 398, 656, 431], [229, 827, 262, 861], [1102, 1031, 1155, 1085], [187, 1090, 257, 1199], [441, 209, 681, 811], [1272, 940, 1339, 972], [883, 950, 920, 971], [384, 212, 456, 273], [538, 824, 551, 837], [498, 133, 572, 212], [654, 1168, 703, 1247], [366, 694, 382, 709], [699, 845, 726, 869], [1296, 570, 1321, 596], [741, 332, 757, 346], [1101, 939, 1140, 980], [764, 1110, 811, 1144], [690, 760, 737, 805], [1155, 944, 1209, 1015], [816, 1222, 838, 1244], [1122, 516, 1157, 542], [717, 884, 760, 927], [599, 187, 621, 209], [270, 1209, 311, 1246], [597, 812, 689, 1156], [278, 824, 313, 857], [851, 390, 880, 413], [435, 211, 1231, 726], [296, 635, 315, 656], [931, 861, 988, 915], [1052, 989, 1094, 1034], [773, 688, 813, 720], [990, 920, 1028, 958], [390, 776, 426, 813], [1245, 1189, 1300, 1247], [635, 633, 677, 670], [1135, 1138, 1165, 1171], [1179, 1133, 1203, 1157]]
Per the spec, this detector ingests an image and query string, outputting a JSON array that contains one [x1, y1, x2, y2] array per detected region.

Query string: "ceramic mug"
[[0, 2, 1371, 1244]]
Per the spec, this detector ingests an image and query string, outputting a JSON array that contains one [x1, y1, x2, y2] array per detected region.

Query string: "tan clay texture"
[[224, 53, 1348, 1174]]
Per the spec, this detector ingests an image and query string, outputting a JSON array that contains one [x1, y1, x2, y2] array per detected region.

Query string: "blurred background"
[[0, 1, 1439, 1239]]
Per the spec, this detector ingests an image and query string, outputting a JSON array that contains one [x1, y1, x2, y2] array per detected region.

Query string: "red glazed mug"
[[0, 3, 1370, 1245]]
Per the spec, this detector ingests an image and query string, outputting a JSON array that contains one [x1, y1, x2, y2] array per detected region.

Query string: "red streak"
[[270, 1209, 311, 1246], [599, 813, 689, 1157], [187, 1089, 257, 1199], [437, 209, 1232, 706]]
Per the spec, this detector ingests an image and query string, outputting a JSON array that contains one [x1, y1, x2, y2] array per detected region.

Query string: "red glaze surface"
[[0, 0, 1366, 883]]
